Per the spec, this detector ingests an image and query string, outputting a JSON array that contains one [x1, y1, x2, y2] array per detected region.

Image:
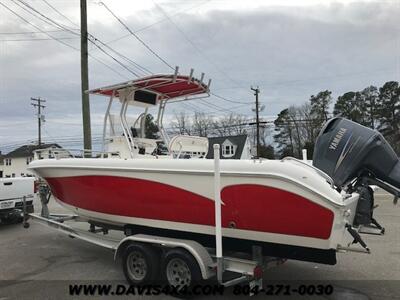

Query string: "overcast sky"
[[0, 0, 399, 152]]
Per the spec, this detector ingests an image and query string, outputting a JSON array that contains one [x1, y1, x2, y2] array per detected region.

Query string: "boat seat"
[[169, 135, 208, 158], [132, 138, 158, 155]]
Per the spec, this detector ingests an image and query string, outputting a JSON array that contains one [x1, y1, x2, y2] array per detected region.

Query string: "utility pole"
[[31, 97, 46, 145], [81, 0, 91, 151], [251, 86, 261, 158]]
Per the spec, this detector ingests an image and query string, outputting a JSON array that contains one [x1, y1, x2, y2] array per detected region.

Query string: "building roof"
[[4, 143, 62, 158], [206, 135, 248, 160]]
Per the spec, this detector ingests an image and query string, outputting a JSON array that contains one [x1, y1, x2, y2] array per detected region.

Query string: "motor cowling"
[[313, 117, 400, 193], [312, 117, 396, 246]]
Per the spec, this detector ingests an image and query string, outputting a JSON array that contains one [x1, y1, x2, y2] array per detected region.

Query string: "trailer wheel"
[[163, 249, 202, 291], [122, 243, 159, 285]]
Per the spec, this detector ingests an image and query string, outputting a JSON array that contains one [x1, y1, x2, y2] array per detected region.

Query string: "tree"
[[310, 90, 332, 123], [287, 106, 303, 158], [274, 108, 294, 158], [273, 93, 333, 159], [171, 111, 192, 135], [193, 112, 213, 137], [376, 81, 400, 154], [299, 103, 319, 151], [334, 92, 366, 125], [303, 140, 315, 159], [259, 144, 275, 159], [360, 86, 379, 129], [213, 113, 248, 137]]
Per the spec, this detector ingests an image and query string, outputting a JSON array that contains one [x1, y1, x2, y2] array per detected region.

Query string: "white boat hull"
[[29, 158, 359, 264]]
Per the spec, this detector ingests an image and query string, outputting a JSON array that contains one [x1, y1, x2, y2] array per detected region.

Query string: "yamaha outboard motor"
[[313, 117, 400, 237]]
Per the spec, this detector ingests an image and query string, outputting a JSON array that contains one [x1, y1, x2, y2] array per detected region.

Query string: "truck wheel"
[[163, 249, 202, 292], [122, 243, 159, 285]]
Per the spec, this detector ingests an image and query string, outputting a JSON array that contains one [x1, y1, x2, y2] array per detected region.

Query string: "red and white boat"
[[28, 70, 400, 265]]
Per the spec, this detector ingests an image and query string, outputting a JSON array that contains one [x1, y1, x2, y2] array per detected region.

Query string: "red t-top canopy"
[[88, 74, 209, 101]]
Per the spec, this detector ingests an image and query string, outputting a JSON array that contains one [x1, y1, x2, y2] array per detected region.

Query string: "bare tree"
[[171, 111, 192, 135], [213, 113, 248, 137], [193, 112, 213, 137]]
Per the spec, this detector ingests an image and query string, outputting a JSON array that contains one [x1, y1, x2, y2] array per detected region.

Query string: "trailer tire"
[[122, 243, 159, 285], [163, 249, 202, 294]]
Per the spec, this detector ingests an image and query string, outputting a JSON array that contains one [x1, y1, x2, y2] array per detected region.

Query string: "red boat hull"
[[46, 175, 334, 240]]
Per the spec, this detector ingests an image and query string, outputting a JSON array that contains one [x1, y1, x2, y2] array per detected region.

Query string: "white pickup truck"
[[0, 177, 36, 224]]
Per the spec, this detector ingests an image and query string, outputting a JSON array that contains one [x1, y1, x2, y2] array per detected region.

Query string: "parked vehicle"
[[0, 177, 36, 224]]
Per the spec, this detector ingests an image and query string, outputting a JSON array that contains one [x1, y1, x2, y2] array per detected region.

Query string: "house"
[[206, 135, 251, 160], [1, 143, 61, 178]]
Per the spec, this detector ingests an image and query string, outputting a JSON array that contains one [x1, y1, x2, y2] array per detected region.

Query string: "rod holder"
[[200, 72, 205, 85], [173, 66, 179, 82], [188, 68, 194, 83]]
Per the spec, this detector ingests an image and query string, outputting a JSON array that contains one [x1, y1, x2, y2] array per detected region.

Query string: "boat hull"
[[28, 158, 358, 265]]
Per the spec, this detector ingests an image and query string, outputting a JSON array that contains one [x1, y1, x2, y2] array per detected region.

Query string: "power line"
[[89, 39, 140, 77], [0, 37, 78, 41], [1, 1, 130, 79], [89, 54, 130, 79], [197, 103, 249, 115], [198, 98, 237, 114], [153, 1, 228, 75], [100, 0, 212, 46], [152, 1, 252, 106], [14, 0, 150, 77], [14, 0, 78, 35], [10, 0, 246, 111], [41, 0, 153, 74], [0, 29, 65, 34], [214, 67, 399, 92], [210, 92, 251, 105], [40, 0, 150, 75], [11, 0, 69, 31], [1, 2, 80, 50], [41, 0, 78, 28], [3, 1, 246, 118], [88, 34, 152, 76], [99, 1, 175, 70]]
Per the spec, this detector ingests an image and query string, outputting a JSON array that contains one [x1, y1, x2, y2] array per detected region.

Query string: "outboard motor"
[[313, 117, 400, 238]]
